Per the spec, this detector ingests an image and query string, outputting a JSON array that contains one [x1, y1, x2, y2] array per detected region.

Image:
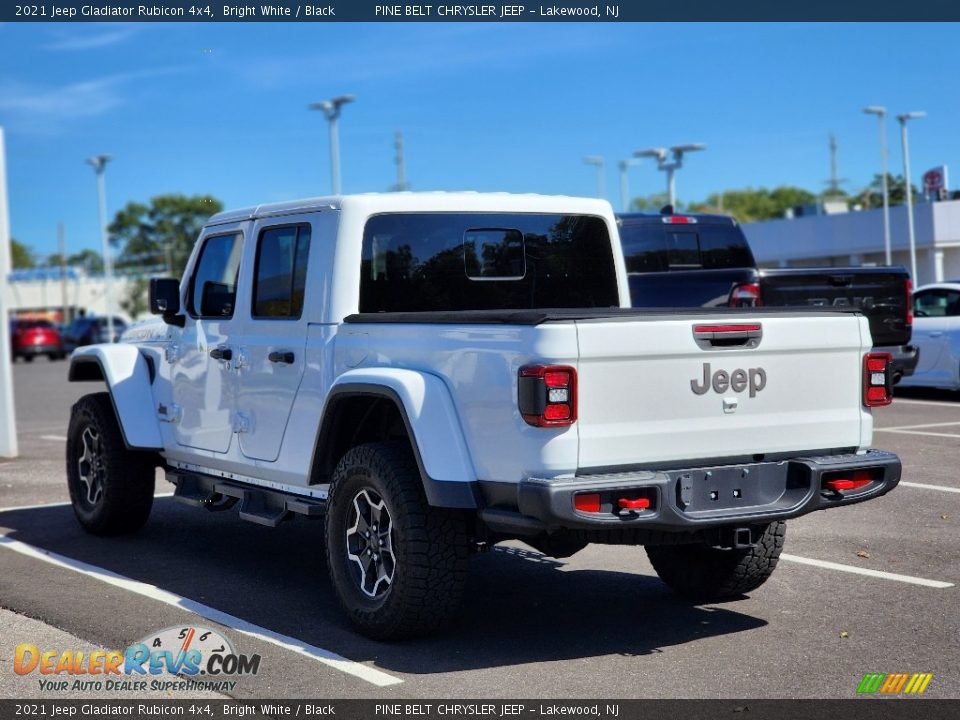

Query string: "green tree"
[[857, 174, 919, 209], [108, 194, 223, 318], [10, 238, 35, 268], [686, 186, 817, 223], [630, 193, 671, 212], [109, 194, 223, 279], [67, 249, 104, 273]]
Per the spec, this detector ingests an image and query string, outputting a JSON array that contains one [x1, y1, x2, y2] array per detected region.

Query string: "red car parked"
[[10, 319, 65, 362]]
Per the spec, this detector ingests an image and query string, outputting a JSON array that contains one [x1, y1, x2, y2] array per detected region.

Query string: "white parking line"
[[0, 533, 403, 687], [780, 553, 953, 589], [894, 398, 960, 408], [877, 421, 960, 431], [875, 428, 960, 439], [39, 435, 68, 442], [0, 494, 174, 514], [900, 481, 960, 495]]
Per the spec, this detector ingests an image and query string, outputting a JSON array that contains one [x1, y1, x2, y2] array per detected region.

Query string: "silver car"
[[899, 282, 960, 391]]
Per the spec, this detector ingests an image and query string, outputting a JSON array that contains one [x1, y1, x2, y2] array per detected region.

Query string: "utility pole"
[[863, 106, 892, 265], [635, 144, 706, 209], [0, 127, 18, 458], [618, 158, 641, 212], [583, 156, 605, 200], [393, 131, 409, 191], [309, 95, 355, 194], [898, 112, 926, 284], [86, 154, 114, 342], [58, 222, 69, 325]]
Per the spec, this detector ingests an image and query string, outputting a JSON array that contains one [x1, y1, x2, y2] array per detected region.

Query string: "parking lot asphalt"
[[0, 359, 958, 699]]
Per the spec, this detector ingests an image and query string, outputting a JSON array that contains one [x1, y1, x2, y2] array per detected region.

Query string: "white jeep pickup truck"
[[66, 192, 901, 639]]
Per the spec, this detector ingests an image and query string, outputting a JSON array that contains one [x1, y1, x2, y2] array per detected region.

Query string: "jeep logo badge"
[[691, 363, 766, 397]]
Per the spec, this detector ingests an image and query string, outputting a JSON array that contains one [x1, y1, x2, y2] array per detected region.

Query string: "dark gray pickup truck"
[[618, 210, 917, 381]]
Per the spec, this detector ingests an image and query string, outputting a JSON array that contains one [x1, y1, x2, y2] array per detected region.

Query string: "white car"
[[899, 282, 960, 391]]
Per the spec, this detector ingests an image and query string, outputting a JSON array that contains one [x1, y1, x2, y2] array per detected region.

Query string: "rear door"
[[911, 288, 960, 380], [233, 217, 314, 462], [575, 312, 867, 469]]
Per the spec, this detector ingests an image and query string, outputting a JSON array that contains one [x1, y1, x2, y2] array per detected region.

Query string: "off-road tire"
[[66, 392, 156, 536], [325, 442, 469, 640], [645, 521, 785, 601]]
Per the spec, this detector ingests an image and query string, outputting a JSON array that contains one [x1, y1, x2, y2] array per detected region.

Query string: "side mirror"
[[149, 278, 185, 326]]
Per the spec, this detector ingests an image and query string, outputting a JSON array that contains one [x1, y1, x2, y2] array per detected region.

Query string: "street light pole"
[[864, 106, 891, 265], [0, 127, 18, 458], [634, 144, 706, 210], [583, 156, 605, 199], [309, 95, 355, 195], [897, 112, 925, 284], [86, 154, 114, 342], [618, 158, 641, 212]]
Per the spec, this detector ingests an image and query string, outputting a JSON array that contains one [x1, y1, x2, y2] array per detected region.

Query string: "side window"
[[252, 224, 312, 319], [915, 289, 960, 317], [189, 232, 243, 318]]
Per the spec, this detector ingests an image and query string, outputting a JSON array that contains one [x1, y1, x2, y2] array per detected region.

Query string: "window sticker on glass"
[[464, 228, 525, 280]]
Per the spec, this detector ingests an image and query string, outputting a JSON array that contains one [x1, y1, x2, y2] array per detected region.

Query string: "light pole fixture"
[[86, 154, 114, 342], [897, 111, 925, 284], [635, 143, 706, 209], [618, 158, 641, 212], [863, 106, 892, 265], [583, 155, 605, 200], [309, 94, 355, 195]]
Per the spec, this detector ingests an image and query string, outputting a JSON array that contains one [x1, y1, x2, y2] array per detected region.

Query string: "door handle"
[[209, 346, 233, 361], [268, 350, 295, 364]]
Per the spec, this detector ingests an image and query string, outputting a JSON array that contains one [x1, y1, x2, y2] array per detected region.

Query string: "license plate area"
[[669, 461, 809, 518]]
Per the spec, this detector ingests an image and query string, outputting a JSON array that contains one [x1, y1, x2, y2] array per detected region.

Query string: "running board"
[[168, 470, 326, 527]]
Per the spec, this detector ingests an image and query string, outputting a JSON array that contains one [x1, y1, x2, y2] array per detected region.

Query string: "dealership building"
[[743, 198, 960, 286]]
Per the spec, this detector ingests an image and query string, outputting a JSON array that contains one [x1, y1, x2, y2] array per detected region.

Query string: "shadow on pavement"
[[0, 498, 767, 675]]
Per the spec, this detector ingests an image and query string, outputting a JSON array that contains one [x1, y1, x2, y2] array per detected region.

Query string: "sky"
[[1, 21, 959, 258]]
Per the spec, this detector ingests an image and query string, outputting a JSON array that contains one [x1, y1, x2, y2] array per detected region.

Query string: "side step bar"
[[168, 470, 326, 528]]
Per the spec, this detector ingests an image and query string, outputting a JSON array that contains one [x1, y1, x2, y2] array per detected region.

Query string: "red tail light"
[[905, 278, 913, 326], [863, 352, 893, 407], [729, 282, 762, 307], [518, 364, 577, 427], [823, 469, 879, 492], [574, 493, 601, 513]]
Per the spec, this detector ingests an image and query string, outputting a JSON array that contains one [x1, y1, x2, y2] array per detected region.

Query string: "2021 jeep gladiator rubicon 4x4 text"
[[66, 193, 901, 639]]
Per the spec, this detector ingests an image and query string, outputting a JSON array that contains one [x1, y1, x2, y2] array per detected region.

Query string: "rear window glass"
[[620, 221, 754, 272], [360, 213, 618, 312]]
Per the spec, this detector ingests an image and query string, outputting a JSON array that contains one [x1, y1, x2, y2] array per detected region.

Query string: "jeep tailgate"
[[575, 312, 870, 470]]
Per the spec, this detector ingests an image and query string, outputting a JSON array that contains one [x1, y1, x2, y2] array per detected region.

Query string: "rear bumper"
[[877, 344, 919, 379], [479, 450, 900, 534]]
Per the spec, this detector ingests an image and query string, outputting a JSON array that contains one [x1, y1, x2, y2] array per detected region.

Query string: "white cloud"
[[0, 68, 182, 133], [43, 27, 139, 51]]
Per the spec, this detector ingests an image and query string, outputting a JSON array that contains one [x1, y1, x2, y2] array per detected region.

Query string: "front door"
[[172, 226, 246, 453]]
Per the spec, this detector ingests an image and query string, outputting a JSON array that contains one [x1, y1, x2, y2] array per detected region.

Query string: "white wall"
[[4, 275, 135, 321], [743, 199, 960, 286]]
